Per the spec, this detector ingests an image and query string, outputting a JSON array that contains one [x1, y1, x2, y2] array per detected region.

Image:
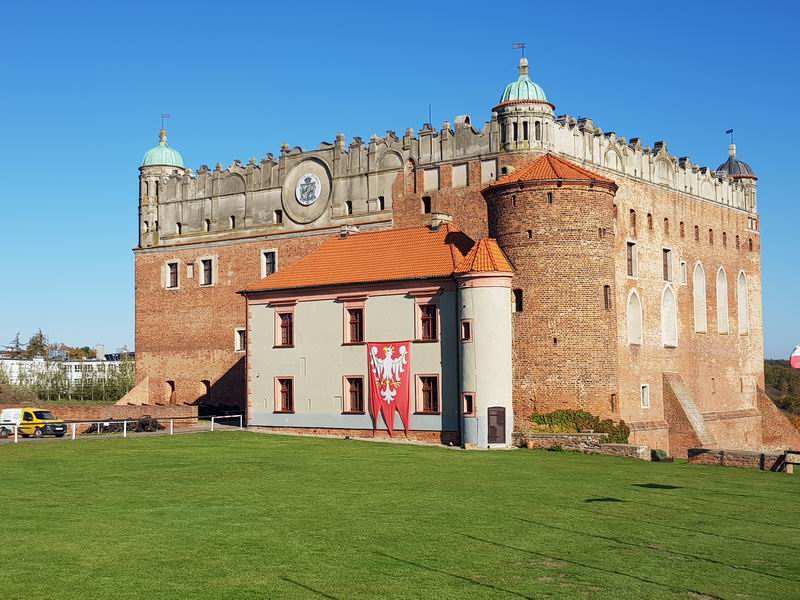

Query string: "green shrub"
[[529, 410, 629, 443], [651, 448, 669, 462]]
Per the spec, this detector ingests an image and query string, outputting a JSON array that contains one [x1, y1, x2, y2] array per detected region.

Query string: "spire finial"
[[160, 113, 171, 144], [512, 42, 528, 77]]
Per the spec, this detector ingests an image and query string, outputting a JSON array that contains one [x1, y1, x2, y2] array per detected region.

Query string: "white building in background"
[[0, 352, 132, 385]]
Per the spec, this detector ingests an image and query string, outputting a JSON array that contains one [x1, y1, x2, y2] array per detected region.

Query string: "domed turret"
[[142, 129, 184, 168], [716, 144, 756, 180], [493, 58, 555, 152], [499, 58, 548, 103]]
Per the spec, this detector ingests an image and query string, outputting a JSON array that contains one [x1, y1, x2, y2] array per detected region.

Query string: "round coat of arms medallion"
[[295, 173, 322, 206]]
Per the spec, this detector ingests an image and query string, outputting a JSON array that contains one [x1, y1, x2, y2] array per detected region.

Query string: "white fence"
[[0, 414, 244, 444]]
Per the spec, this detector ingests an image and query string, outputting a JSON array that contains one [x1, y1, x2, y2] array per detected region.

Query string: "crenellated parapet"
[[138, 103, 756, 249], [552, 115, 757, 213]]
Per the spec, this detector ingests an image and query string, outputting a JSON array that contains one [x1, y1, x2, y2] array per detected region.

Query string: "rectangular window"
[[462, 393, 475, 416], [480, 159, 497, 183], [626, 242, 638, 277], [166, 262, 179, 289], [278, 312, 294, 347], [201, 258, 214, 286], [234, 328, 246, 353], [640, 384, 651, 409], [460, 320, 472, 342], [419, 304, 438, 341], [345, 377, 364, 413], [276, 378, 294, 413], [347, 308, 364, 343], [662, 248, 672, 282], [603, 285, 611, 310], [261, 250, 277, 278], [419, 376, 439, 413], [680, 260, 688, 285], [274, 210, 283, 224]]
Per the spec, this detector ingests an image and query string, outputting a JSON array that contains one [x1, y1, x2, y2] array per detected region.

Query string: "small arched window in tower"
[[647, 213, 653, 231], [345, 201, 353, 215], [603, 285, 612, 310], [143, 221, 150, 233], [736, 235, 740, 249], [613, 204, 618, 219], [708, 229, 714, 245], [694, 225, 700, 241], [626, 290, 643, 345], [547, 192, 554, 206], [229, 215, 236, 229], [377, 196, 385, 211], [421, 196, 432, 214], [526, 229, 533, 239], [204, 219, 210, 232], [748, 238, 754, 252], [176, 222, 182, 235], [523, 121, 529, 141], [629, 210, 636, 235], [511, 195, 516, 207], [722, 232, 727, 247], [154, 181, 159, 200], [512, 289, 523, 313], [663, 218, 669, 235], [535, 121, 542, 141], [512, 122, 518, 141], [680, 221, 685, 238], [273, 210, 283, 224]]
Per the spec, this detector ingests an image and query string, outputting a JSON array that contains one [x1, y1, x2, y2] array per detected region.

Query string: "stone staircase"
[[663, 372, 716, 448]]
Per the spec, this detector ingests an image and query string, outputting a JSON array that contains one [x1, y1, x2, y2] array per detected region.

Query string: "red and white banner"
[[368, 341, 411, 436]]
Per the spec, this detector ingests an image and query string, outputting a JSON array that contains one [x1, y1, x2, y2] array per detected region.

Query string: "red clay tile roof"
[[242, 224, 476, 292], [487, 153, 616, 189], [455, 239, 514, 274]]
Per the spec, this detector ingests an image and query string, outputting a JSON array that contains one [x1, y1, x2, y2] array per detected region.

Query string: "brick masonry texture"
[[0, 403, 197, 432]]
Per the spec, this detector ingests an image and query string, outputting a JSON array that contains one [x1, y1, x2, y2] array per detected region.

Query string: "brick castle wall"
[[484, 182, 620, 430]]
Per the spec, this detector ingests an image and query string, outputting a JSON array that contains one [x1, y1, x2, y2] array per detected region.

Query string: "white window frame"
[[640, 384, 651, 409], [198, 256, 217, 287], [234, 328, 246, 353], [261, 249, 279, 278], [164, 261, 180, 290]]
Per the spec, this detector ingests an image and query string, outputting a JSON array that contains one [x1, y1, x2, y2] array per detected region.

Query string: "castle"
[[134, 57, 799, 454]]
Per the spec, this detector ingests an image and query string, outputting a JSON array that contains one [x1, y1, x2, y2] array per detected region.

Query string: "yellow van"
[[0, 408, 67, 439]]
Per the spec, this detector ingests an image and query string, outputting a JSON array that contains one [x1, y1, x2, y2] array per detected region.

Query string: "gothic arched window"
[[626, 290, 643, 345], [693, 263, 707, 333]]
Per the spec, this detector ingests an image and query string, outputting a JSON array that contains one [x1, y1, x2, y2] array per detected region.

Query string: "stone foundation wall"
[[254, 426, 460, 446], [687, 448, 786, 471], [514, 432, 650, 460]]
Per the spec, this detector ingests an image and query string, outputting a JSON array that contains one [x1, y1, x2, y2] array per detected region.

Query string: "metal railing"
[[0, 414, 244, 444]]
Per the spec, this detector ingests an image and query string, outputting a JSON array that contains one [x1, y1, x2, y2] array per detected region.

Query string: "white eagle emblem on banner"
[[369, 345, 408, 404]]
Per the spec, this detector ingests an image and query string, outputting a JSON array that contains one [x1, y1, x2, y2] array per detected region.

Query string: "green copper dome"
[[142, 129, 184, 167], [500, 58, 547, 103]]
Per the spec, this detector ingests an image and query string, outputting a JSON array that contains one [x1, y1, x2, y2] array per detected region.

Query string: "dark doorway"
[[487, 407, 506, 444]]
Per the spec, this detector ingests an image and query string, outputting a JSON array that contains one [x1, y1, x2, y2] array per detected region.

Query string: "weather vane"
[[512, 42, 526, 58], [161, 113, 171, 129]]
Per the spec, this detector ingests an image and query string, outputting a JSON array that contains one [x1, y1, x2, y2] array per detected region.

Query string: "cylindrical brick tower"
[[482, 154, 620, 429]]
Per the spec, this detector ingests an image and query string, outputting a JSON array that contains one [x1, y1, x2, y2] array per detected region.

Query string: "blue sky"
[[0, 0, 797, 358]]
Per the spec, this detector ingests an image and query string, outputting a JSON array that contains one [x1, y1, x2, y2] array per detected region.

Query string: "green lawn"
[[1, 433, 798, 599]]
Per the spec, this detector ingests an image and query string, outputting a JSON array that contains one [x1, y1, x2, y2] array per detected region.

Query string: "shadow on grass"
[[571, 505, 800, 551], [511, 516, 800, 584], [280, 576, 340, 599], [375, 551, 535, 599], [458, 533, 722, 599], [633, 483, 682, 490], [585, 497, 626, 503]]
